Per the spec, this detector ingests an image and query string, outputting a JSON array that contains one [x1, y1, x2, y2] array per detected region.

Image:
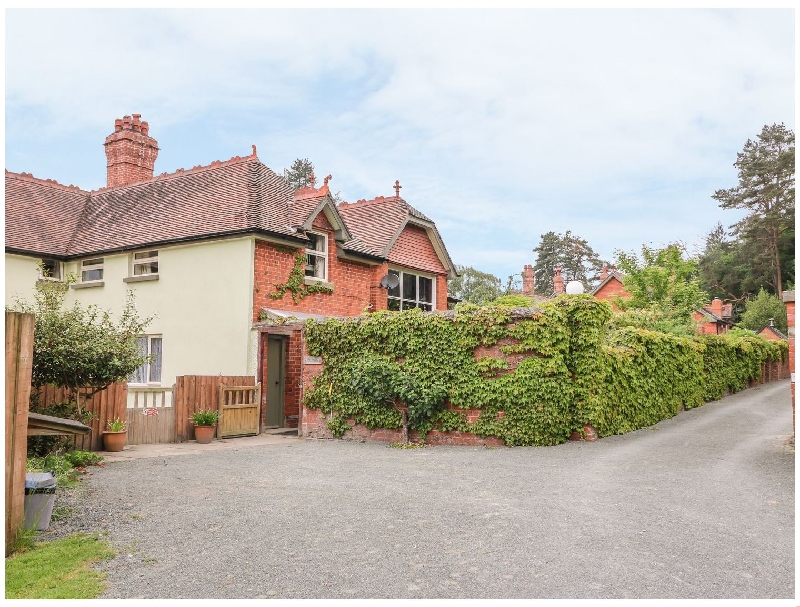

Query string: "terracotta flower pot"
[[102, 430, 127, 452], [194, 425, 216, 444]]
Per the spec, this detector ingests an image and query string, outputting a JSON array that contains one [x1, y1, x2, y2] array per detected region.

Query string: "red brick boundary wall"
[[298, 337, 791, 447], [783, 290, 795, 438]]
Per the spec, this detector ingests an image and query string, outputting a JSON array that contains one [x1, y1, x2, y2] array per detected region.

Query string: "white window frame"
[[132, 250, 159, 277], [129, 335, 163, 385], [387, 269, 436, 311], [81, 258, 104, 283], [39, 259, 63, 281], [304, 232, 328, 281]]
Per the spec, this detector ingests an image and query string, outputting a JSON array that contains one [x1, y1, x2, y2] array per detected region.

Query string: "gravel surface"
[[42, 381, 794, 600]]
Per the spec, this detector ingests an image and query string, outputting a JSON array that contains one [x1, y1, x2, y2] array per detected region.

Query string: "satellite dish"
[[379, 274, 400, 289]]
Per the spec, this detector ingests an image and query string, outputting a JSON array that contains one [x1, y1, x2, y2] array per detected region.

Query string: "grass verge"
[[5, 534, 115, 599]]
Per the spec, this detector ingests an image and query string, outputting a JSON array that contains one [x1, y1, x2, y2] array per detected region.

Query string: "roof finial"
[[251, 144, 257, 156], [309, 172, 316, 188], [394, 180, 402, 197], [324, 174, 332, 187]]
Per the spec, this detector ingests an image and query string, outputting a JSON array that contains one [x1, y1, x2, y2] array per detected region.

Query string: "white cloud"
[[5, 8, 793, 281]]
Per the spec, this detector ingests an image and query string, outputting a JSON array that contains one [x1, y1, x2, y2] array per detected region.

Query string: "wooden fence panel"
[[5, 312, 34, 555], [173, 376, 256, 442], [36, 383, 127, 452]]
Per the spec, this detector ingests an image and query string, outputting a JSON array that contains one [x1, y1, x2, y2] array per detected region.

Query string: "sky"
[[4, 8, 795, 284]]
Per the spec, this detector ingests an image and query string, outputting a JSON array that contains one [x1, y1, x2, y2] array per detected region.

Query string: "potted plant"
[[102, 417, 127, 452], [190, 409, 220, 444]]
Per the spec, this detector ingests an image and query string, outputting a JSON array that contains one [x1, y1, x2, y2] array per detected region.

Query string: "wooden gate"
[[218, 384, 261, 438]]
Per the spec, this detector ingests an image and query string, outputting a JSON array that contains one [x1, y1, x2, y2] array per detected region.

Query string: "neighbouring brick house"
[[5, 114, 456, 432], [591, 265, 629, 305], [692, 298, 734, 335], [757, 319, 788, 342]]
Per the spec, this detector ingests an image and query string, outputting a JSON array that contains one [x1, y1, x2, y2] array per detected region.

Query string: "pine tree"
[[712, 123, 795, 298]]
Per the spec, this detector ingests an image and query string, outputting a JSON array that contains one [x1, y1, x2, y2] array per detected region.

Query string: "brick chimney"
[[104, 114, 159, 188], [600, 264, 608, 282], [710, 297, 723, 318], [553, 267, 564, 295], [522, 264, 535, 295]]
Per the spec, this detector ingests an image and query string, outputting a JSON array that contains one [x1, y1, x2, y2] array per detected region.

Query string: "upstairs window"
[[81, 258, 104, 282], [40, 259, 62, 281], [129, 335, 162, 384], [133, 250, 159, 276], [387, 269, 435, 311], [305, 233, 327, 281]]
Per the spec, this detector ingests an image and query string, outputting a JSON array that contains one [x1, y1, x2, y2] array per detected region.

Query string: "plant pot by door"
[[194, 425, 215, 444], [102, 430, 127, 452]]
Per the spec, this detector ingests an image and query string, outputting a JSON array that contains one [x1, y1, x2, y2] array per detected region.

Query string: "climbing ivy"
[[303, 295, 788, 446], [270, 251, 333, 304]]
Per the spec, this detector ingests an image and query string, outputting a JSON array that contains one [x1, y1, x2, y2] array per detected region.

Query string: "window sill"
[[71, 281, 104, 289], [124, 275, 160, 283], [303, 277, 334, 290], [36, 278, 64, 285]]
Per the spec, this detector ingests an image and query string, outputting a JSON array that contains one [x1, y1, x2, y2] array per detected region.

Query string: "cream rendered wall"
[[6, 238, 256, 392], [5, 254, 44, 306]]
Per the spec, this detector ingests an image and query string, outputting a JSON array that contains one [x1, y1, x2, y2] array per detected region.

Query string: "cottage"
[[5, 114, 457, 433]]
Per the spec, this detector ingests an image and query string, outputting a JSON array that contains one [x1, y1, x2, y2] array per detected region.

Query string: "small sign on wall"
[[304, 356, 323, 365]]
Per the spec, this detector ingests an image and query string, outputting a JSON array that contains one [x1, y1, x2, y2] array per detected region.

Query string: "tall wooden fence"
[[174, 376, 256, 442], [5, 311, 34, 555], [36, 384, 127, 452]]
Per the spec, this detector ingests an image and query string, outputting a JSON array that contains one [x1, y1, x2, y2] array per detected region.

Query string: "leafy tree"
[[712, 123, 795, 298], [12, 272, 152, 411], [738, 288, 788, 335], [283, 157, 343, 202], [614, 243, 708, 330], [532, 230, 606, 296], [282, 157, 315, 191], [447, 266, 503, 305], [698, 222, 744, 303]]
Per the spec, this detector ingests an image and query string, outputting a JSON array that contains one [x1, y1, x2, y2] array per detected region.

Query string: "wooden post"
[[5, 312, 34, 555]]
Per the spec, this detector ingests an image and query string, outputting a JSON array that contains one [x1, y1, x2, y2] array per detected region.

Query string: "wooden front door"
[[266, 336, 286, 428], [217, 384, 261, 438]]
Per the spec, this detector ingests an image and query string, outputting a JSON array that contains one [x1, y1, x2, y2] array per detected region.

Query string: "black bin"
[[24, 472, 57, 531]]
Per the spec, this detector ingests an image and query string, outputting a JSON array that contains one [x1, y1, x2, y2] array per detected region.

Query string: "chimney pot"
[[553, 267, 565, 295], [105, 114, 159, 188]]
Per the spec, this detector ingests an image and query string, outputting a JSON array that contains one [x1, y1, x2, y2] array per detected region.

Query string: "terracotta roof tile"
[[5, 171, 90, 257], [7, 157, 304, 257]]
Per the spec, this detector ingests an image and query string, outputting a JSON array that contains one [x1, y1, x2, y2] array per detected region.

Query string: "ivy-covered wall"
[[302, 295, 789, 446]]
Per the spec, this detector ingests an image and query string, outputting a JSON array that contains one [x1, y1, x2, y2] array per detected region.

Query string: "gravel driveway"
[[46, 380, 794, 599]]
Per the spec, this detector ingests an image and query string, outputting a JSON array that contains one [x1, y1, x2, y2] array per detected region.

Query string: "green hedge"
[[303, 296, 788, 446]]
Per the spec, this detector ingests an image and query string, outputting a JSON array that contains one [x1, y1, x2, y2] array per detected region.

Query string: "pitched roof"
[[590, 269, 626, 296], [757, 323, 787, 340], [338, 195, 456, 277], [5, 172, 90, 257], [6, 155, 455, 275], [6, 155, 308, 258]]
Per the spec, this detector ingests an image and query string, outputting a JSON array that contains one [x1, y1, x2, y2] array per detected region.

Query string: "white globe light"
[[565, 280, 584, 295]]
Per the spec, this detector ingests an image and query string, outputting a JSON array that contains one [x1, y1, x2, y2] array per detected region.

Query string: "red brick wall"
[[757, 328, 785, 342], [253, 215, 377, 320], [593, 277, 629, 304], [783, 292, 795, 437], [253, 218, 450, 319]]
